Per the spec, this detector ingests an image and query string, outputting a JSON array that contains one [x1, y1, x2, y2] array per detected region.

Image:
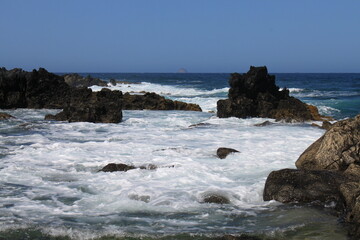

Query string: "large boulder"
[[45, 88, 123, 123], [264, 114, 360, 237], [263, 168, 348, 207], [296, 114, 360, 171], [63, 73, 108, 88], [0, 67, 70, 109], [217, 66, 327, 122], [122, 92, 202, 111]]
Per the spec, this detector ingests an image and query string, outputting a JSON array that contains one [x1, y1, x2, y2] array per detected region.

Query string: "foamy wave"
[[90, 82, 229, 97], [317, 105, 341, 115]]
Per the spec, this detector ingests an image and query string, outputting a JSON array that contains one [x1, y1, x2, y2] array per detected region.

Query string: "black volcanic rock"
[[122, 92, 202, 111], [45, 88, 123, 123], [217, 66, 326, 122], [63, 73, 108, 88], [0, 67, 70, 109]]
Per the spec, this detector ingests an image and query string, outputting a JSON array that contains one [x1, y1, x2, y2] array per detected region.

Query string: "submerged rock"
[[217, 66, 328, 122], [296, 115, 360, 171], [99, 163, 136, 172], [254, 120, 273, 127], [0, 112, 15, 120], [201, 193, 230, 204], [216, 147, 240, 159], [122, 92, 202, 111]]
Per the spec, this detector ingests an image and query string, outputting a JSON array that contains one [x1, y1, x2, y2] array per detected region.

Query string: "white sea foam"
[[0, 109, 338, 239]]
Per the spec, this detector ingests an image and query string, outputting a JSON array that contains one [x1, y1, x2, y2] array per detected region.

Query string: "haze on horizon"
[[1, 0, 359, 73]]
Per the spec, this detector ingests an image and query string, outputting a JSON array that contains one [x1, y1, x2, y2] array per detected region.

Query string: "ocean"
[[0, 72, 359, 240]]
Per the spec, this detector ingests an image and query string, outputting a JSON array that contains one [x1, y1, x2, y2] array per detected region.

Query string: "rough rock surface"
[[201, 193, 230, 204], [0, 112, 15, 120], [45, 88, 123, 123], [264, 114, 360, 237], [263, 168, 348, 206], [296, 115, 360, 171], [216, 147, 240, 159], [122, 92, 202, 111], [63, 73, 108, 88], [99, 163, 136, 172], [217, 66, 327, 122], [0, 67, 70, 109]]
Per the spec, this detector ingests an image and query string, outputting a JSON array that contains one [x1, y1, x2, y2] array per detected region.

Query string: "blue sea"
[[0, 72, 359, 240]]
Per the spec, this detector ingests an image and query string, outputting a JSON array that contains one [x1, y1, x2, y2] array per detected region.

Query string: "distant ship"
[[177, 68, 188, 73]]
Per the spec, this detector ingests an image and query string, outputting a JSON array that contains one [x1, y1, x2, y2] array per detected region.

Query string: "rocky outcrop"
[[63, 73, 107, 88], [296, 115, 360, 171], [216, 147, 240, 159], [122, 92, 202, 111], [0, 112, 15, 120], [0, 68, 123, 123], [0, 67, 70, 109], [263, 169, 348, 207], [45, 88, 123, 123], [217, 66, 327, 122], [264, 114, 360, 237]]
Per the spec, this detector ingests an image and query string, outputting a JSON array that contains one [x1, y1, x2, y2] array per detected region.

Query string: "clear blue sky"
[[1, 0, 359, 73]]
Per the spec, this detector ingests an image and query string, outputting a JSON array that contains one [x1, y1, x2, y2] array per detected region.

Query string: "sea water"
[[1, 73, 359, 239]]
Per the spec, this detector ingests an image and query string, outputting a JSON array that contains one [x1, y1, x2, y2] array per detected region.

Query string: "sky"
[[0, 0, 359, 73]]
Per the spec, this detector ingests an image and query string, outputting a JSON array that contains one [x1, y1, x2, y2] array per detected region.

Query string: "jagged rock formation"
[[45, 88, 123, 123], [263, 114, 360, 237], [217, 66, 327, 122], [122, 92, 202, 111], [296, 115, 360, 171], [63, 73, 108, 88], [0, 67, 70, 109]]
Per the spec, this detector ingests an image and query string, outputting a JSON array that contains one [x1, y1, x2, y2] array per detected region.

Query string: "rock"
[[188, 122, 211, 128], [139, 164, 157, 170], [109, 79, 117, 86], [99, 163, 136, 172], [46, 88, 123, 123], [217, 147, 239, 159], [63, 73, 107, 88], [0, 112, 15, 120], [254, 120, 273, 127], [122, 92, 202, 111], [0, 67, 71, 109], [263, 168, 348, 207], [217, 66, 327, 122], [201, 193, 230, 204], [296, 114, 360, 171]]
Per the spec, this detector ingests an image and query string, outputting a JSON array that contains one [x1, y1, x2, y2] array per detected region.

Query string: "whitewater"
[[1, 73, 360, 239]]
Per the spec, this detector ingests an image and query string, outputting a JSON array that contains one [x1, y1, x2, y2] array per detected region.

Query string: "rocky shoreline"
[[0, 67, 202, 123], [264, 114, 360, 237]]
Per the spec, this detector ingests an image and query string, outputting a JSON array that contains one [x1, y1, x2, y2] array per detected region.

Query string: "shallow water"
[[0, 109, 349, 239]]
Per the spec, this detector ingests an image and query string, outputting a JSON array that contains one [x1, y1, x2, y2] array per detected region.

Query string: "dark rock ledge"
[[0, 67, 202, 123], [263, 114, 360, 237], [217, 66, 331, 122]]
